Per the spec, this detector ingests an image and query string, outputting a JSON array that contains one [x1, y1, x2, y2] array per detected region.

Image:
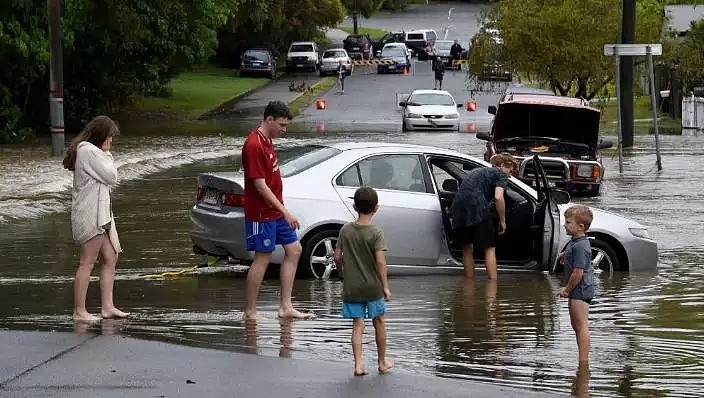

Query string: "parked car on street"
[[399, 90, 462, 131], [476, 91, 613, 196], [286, 42, 320, 72], [404, 29, 438, 58], [377, 46, 410, 74], [343, 34, 373, 60], [380, 42, 412, 61], [239, 48, 277, 79], [433, 40, 455, 67], [189, 142, 657, 280], [372, 31, 406, 56], [318, 48, 353, 76]]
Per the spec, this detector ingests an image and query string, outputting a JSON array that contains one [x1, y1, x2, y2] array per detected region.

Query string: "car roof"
[[411, 89, 452, 95], [323, 48, 346, 52], [501, 93, 599, 111], [290, 41, 315, 45], [324, 141, 468, 157], [435, 40, 454, 43]]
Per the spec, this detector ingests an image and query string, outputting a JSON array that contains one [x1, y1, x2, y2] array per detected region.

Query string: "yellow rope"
[[142, 266, 199, 279]]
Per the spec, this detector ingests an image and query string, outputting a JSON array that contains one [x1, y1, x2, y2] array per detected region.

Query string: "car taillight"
[[197, 186, 205, 200], [221, 193, 245, 207]]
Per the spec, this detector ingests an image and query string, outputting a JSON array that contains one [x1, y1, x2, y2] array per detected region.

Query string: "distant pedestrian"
[[337, 60, 346, 95], [241, 100, 311, 320], [433, 56, 445, 90], [450, 39, 463, 70], [333, 187, 394, 376], [557, 204, 595, 366], [62, 115, 129, 322], [449, 153, 517, 280]]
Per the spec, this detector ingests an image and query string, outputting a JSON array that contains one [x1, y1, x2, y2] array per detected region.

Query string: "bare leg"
[[373, 316, 394, 373], [484, 247, 498, 280], [569, 299, 591, 364], [278, 242, 310, 319], [99, 237, 129, 318], [244, 251, 271, 320], [74, 235, 103, 322], [352, 318, 366, 376], [462, 244, 475, 279]]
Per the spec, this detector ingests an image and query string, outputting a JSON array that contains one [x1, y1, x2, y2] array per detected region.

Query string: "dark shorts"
[[245, 218, 298, 253], [453, 216, 496, 249]]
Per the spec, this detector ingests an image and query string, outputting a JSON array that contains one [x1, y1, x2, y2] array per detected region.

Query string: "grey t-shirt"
[[338, 222, 387, 302], [563, 236, 595, 300], [450, 167, 509, 228]]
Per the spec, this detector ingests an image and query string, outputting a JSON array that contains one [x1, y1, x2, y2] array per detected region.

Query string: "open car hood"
[[492, 101, 601, 148]]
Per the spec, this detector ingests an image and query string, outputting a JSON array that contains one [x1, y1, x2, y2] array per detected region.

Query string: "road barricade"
[[352, 59, 395, 66]]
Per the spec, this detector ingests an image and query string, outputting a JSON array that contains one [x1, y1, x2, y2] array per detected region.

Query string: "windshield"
[[323, 50, 346, 58], [290, 44, 314, 52], [407, 33, 424, 40], [408, 93, 455, 106], [435, 41, 452, 50], [382, 48, 404, 58], [244, 51, 269, 61], [278, 145, 342, 177]]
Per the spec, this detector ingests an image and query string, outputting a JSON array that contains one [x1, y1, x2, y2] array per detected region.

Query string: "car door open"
[[529, 155, 562, 270]]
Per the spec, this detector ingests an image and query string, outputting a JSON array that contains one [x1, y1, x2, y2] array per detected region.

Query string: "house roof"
[[665, 5, 704, 34]]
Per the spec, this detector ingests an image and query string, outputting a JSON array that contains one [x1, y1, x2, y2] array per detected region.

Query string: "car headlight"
[[443, 114, 459, 119], [629, 228, 650, 239], [406, 113, 422, 119], [576, 164, 600, 179]]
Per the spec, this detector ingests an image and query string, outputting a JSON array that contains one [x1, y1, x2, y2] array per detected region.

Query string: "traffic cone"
[[466, 100, 477, 112], [315, 99, 326, 110], [403, 66, 409, 76]]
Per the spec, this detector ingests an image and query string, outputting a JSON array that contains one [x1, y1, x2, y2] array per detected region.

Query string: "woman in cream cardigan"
[[62, 116, 129, 322]]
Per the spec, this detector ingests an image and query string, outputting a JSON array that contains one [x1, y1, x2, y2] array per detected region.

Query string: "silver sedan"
[[189, 142, 657, 279]]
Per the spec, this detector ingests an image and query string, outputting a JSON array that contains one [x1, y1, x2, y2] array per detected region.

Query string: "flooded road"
[[1, 127, 703, 397]]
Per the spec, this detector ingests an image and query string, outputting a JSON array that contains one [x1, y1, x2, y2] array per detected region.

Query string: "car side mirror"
[[399, 101, 407, 107], [476, 132, 492, 141], [376, 50, 381, 57], [598, 140, 613, 149], [550, 189, 571, 204], [442, 179, 458, 192], [488, 105, 497, 115]]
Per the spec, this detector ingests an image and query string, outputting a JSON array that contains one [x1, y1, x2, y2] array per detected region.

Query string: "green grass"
[[288, 77, 337, 117], [338, 26, 389, 40], [596, 96, 682, 134], [135, 67, 270, 118]]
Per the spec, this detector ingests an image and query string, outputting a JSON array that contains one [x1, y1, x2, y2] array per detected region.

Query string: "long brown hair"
[[62, 116, 120, 171]]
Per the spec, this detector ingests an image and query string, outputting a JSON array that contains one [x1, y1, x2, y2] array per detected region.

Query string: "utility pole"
[[48, 0, 65, 157], [620, 0, 635, 148], [352, 0, 359, 34]]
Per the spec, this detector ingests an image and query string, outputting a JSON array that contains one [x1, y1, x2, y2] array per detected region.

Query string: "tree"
[[468, 0, 665, 100], [340, 0, 385, 33], [663, 19, 704, 93]]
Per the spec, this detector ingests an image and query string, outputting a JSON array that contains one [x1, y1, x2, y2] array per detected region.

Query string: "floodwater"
[[1, 126, 703, 397]]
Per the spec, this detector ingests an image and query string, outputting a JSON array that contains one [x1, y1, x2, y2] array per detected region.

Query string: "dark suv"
[[239, 48, 276, 79], [343, 34, 372, 60]]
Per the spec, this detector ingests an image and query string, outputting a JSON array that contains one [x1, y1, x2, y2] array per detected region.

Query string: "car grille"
[[291, 56, 308, 62], [423, 115, 443, 119], [522, 161, 569, 180]]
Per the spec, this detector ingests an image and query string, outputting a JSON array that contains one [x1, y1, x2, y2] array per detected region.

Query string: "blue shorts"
[[245, 218, 298, 253], [341, 298, 386, 319]]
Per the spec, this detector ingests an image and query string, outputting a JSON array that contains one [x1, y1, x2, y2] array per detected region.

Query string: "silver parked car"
[[400, 90, 463, 132], [319, 48, 353, 77], [190, 142, 657, 279]]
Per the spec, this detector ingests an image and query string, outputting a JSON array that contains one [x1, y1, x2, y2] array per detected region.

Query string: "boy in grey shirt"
[[557, 204, 595, 365]]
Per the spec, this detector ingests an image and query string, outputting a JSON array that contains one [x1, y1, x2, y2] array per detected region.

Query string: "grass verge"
[[134, 67, 270, 119], [338, 26, 389, 40], [288, 77, 337, 117], [596, 95, 681, 133]]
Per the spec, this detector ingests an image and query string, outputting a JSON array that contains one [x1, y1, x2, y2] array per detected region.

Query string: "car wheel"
[[402, 119, 408, 132], [591, 237, 620, 277], [299, 229, 339, 279], [319, 70, 325, 77]]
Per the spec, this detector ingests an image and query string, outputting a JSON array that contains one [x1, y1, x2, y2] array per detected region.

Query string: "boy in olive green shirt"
[[333, 187, 394, 376]]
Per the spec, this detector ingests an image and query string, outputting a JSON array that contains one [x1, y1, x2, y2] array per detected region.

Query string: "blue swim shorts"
[[341, 298, 386, 319], [245, 218, 298, 253]]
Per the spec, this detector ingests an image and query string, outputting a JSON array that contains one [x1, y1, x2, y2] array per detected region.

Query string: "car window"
[[337, 155, 426, 192], [407, 33, 424, 40], [408, 93, 455, 106], [323, 50, 346, 58], [244, 51, 269, 61], [278, 146, 342, 177], [427, 31, 437, 41], [289, 44, 314, 52], [382, 48, 404, 57]]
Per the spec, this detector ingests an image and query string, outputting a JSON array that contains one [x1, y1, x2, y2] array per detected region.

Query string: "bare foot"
[[354, 369, 368, 376], [101, 308, 130, 319], [73, 312, 100, 323], [278, 308, 313, 319], [378, 359, 395, 374], [243, 311, 262, 322]]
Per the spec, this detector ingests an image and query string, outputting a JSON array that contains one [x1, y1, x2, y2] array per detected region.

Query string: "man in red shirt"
[[241, 101, 309, 320]]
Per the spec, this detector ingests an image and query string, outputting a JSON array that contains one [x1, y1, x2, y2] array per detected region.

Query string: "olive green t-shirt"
[[338, 222, 387, 302]]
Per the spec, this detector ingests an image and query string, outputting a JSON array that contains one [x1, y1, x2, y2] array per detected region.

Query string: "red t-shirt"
[[241, 127, 284, 221]]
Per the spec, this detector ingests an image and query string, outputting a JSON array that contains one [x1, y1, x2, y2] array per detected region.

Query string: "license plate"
[[296, 64, 303, 67], [533, 181, 557, 188], [352, 47, 360, 50], [204, 189, 219, 204]]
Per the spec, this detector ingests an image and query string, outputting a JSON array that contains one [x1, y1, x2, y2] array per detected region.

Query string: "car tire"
[[319, 70, 325, 77], [590, 237, 620, 277], [402, 119, 408, 132], [298, 229, 340, 279]]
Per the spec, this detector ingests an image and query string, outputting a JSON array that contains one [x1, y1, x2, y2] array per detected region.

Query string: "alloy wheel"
[[308, 236, 338, 280], [591, 246, 614, 278]]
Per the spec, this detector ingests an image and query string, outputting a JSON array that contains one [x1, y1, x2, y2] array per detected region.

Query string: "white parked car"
[[286, 42, 320, 72], [400, 90, 462, 131], [189, 142, 658, 280], [318, 48, 353, 76]]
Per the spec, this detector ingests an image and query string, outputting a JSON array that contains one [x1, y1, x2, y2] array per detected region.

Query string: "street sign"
[[603, 44, 662, 56]]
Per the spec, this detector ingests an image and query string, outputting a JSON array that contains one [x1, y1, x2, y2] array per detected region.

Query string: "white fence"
[[682, 96, 704, 132]]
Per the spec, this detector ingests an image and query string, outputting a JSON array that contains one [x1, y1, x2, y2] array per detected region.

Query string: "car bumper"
[[320, 63, 351, 73], [348, 50, 371, 59], [377, 63, 407, 73], [241, 66, 274, 74], [623, 236, 658, 271], [404, 117, 459, 130], [286, 60, 316, 70]]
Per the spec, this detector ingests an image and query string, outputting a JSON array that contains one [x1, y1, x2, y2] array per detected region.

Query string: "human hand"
[[497, 220, 507, 235], [383, 288, 392, 301], [101, 136, 112, 151], [557, 287, 569, 298], [284, 211, 300, 230]]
